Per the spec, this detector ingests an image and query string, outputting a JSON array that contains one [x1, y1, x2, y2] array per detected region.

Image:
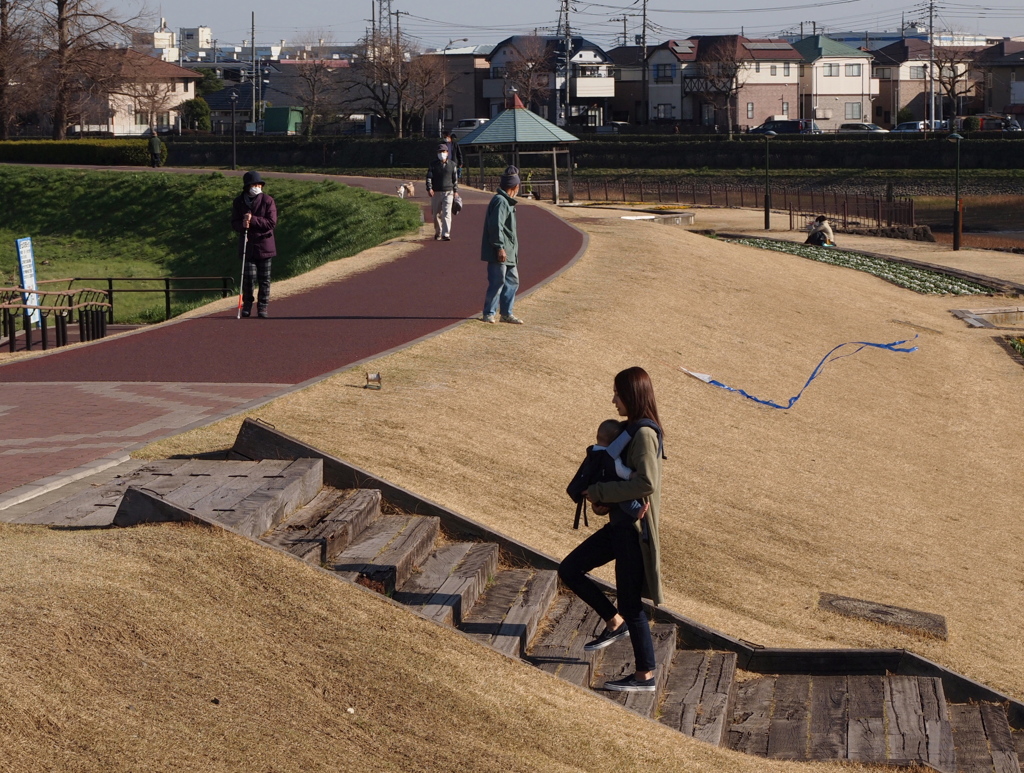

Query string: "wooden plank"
[[219, 458, 323, 538], [365, 515, 439, 593], [1014, 731, 1024, 767], [885, 676, 929, 764], [847, 675, 886, 763], [727, 676, 776, 756], [488, 569, 558, 658], [188, 460, 293, 515], [950, 703, 991, 773], [918, 677, 955, 772], [460, 568, 534, 652], [262, 488, 353, 563], [808, 675, 848, 760], [307, 489, 381, 563], [693, 652, 738, 747], [767, 674, 811, 760], [393, 541, 474, 609], [113, 486, 214, 529], [524, 594, 601, 688], [419, 542, 500, 626], [659, 650, 710, 735], [980, 703, 1022, 773]]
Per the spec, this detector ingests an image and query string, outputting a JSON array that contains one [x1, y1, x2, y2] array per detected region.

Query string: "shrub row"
[[0, 139, 165, 166], [2, 135, 1021, 171]]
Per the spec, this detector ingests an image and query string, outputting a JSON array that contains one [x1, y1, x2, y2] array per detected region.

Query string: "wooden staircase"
[[4, 429, 1022, 773]]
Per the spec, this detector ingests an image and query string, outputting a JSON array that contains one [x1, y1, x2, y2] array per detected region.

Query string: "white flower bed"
[[730, 238, 992, 296]]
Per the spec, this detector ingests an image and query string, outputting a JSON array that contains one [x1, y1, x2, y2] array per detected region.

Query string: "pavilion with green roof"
[[458, 94, 580, 203]]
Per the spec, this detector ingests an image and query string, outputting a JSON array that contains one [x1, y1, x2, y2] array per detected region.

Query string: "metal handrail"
[[37, 276, 234, 322]]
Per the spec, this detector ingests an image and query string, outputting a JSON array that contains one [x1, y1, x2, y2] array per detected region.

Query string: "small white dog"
[[397, 181, 415, 198]]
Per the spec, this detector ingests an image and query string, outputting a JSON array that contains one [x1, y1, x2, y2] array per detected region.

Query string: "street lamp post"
[[763, 130, 776, 230], [947, 132, 963, 251], [439, 38, 468, 137], [229, 89, 238, 171]]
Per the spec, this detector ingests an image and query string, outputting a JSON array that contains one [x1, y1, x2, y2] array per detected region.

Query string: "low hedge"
[[0, 139, 164, 166]]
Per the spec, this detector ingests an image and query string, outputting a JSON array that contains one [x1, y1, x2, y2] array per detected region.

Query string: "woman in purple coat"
[[231, 171, 278, 318]]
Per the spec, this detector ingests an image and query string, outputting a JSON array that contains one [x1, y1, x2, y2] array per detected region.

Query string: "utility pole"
[[564, 0, 572, 128], [641, 0, 649, 124], [392, 10, 409, 138], [927, 0, 936, 131], [250, 12, 256, 125]]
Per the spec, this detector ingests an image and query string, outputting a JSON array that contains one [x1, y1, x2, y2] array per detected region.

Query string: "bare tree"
[[341, 32, 418, 136], [35, 0, 141, 139], [0, 0, 34, 138], [934, 45, 982, 117], [404, 52, 445, 135], [292, 32, 343, 138], [687, 36, 747, 138], [502, 36, 552, 111]]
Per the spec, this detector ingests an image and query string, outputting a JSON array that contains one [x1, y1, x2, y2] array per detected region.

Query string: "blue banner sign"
[[15, 237, 40, 325]]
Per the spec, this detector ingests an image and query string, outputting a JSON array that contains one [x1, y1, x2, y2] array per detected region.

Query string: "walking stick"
[[235, 225, 249, 319]]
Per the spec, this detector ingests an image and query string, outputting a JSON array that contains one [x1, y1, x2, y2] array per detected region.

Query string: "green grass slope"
[[0, 167, 420, 321]]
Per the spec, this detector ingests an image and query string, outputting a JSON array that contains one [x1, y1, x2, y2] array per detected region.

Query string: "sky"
[[128, 0, 1024, 51]]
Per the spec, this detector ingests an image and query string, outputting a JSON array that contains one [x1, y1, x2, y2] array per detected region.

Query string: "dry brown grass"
[[144, 200, 1024, 708], [0, 522, 889, 773]]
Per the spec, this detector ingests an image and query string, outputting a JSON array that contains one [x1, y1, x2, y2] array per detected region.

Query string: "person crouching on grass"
[[558, 366, 666, 692], [232, 171, 277, 318]]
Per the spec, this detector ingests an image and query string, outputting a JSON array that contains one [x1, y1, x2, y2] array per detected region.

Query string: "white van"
[[450, 118, 489, 139]]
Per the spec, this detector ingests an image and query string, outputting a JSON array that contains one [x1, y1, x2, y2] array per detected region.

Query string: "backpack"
[[566, 419, 665, 529]]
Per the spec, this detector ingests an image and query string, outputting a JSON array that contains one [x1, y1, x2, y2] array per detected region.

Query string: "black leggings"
[[558, 519, 657, 672]]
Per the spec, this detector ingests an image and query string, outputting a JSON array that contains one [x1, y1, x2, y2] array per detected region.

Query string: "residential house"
[[73, 49, 201, 135], [791, 36, 879, 131], [604, 45, 644, 123], [420, 45, 493, 132], [484, 36, 615, 126], [872, 38, 937, 125], [976, 40, 1024, 122], [650, 36, 801, 132]]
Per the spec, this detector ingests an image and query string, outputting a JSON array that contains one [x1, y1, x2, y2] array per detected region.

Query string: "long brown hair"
[[614, 366, 662, 429]]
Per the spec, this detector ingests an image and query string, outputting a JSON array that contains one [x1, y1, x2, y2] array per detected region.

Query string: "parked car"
[[837, 122, 888, 134], [748, 119, 822, 135], [450, 118, 489, 140], [890, 120, 948, 133]]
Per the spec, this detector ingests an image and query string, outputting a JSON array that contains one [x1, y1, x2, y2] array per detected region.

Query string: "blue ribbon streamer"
[[684, 337, 918, 410]]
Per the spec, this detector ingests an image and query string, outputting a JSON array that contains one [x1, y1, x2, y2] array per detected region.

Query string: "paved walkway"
[[0, 169, 586, 505]]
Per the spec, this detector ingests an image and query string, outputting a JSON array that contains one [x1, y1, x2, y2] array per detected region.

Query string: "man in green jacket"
[[148, 133, 163, 168], [480, 165, 523, 324]]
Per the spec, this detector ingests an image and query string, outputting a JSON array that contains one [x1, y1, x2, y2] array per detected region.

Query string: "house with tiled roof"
[[872, 38, 938, 126], [976, 40, 1024, 122], [791, 36, 879, 132], [644, 36, 801, 132], [73, 49, 201, 135]]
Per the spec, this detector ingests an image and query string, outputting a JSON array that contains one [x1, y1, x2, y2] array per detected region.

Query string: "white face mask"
[[249, 186, 262, 196], [438, 153, 448, 161]]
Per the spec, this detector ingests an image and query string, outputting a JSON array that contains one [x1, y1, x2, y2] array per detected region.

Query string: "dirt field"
[[141, 199, 1024, 708]]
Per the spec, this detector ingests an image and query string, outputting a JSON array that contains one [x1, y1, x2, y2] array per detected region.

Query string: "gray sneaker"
[[481, 314, 496, 323], [604, 675, 656, 692], [500, 314, 524, 325]]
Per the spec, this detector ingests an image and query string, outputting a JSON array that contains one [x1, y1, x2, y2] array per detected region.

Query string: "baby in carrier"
[[566, 419, 648, 529]]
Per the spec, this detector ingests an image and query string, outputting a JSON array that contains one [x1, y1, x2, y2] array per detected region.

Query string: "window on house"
[[770, 65, 777, 76], [656, 103, 673, 119], [823, 63, 839, 77], [490, 67, 506, 79], [909, 65, 926, 79], [653, 63, 675, 81], [845, 102, 863, 119], [874, 67, 891, 79], [845, 63, 862, 77], [755, 62, 761, 73], [799, 64, 805, 76], [782, 101, 789, 116], [940, 65, 955, 79], [784, 63, 791, 76], [747, 102, 754, 119]]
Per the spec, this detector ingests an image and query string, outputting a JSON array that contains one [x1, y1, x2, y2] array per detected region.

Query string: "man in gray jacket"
[[480, 166, 522, 324], [426, 143, 458, 241]]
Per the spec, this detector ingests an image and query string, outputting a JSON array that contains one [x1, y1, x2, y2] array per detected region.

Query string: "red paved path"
[[0, 171, 586, 500]]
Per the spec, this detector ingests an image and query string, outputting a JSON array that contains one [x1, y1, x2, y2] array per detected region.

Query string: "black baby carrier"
[[566, 419, 664, 529]]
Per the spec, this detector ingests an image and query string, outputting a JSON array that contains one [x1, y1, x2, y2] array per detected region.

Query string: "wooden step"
[[331, 514, 440, 596], [524, 593, 605, 689], [659, 650, 738, 746], [885, 675, 954, 772], [728, 676, 775, 756], [395, 542, 499, 626], [263, 489, 381, 565], [590, 622, 677, 717], [459, 568, 558, 658], [950, 702, 1021, 773]]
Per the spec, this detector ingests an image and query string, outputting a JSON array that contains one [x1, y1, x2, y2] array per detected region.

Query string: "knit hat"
[[243, 171, 264, 186], [500, 165, 520, 189], [437, 143, 449, 152]]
